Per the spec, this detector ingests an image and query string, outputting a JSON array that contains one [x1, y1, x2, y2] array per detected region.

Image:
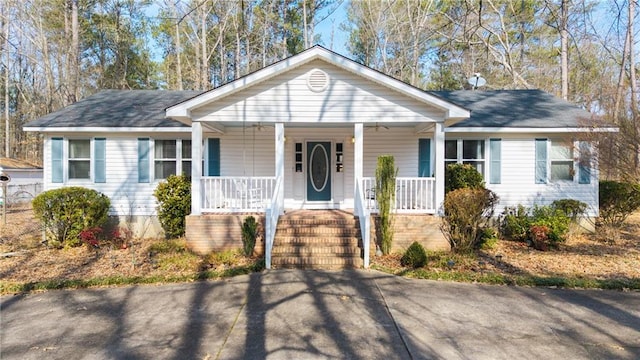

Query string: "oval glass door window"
[[309, 144, 329, 192]]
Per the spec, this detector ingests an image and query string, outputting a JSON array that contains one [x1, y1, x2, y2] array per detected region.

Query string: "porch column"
[[354, 123, 363, 194], [275, 122, 285, 212], [191, 121, 203, 215], [434, 122, 445, 215]]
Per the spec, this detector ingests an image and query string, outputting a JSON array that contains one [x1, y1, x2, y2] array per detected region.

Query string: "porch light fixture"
[[351, 136, 355, 144]]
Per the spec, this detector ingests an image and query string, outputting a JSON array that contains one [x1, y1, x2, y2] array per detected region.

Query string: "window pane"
[[69, 139, 90, 158], [155, 140, 176, 159], [463, 140, 484, 159], [155, 161, 176, 179], [182, 140, 192, 160], [551, 142, 572, 160], [445, 140, 457, 159], [69, 160, 90, 179], [551, 161, 573, 181], [182, 161, 192, 177]]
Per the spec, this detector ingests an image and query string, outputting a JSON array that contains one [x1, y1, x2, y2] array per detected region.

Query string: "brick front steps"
[[271, 210, 364, 269]]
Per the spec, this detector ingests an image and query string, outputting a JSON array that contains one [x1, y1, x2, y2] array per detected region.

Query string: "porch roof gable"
[[165, 46, 470, 124]]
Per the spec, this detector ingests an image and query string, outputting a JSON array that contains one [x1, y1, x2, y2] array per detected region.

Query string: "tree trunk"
[[4, 5, 9, 158], [560, 0, 569, 100], [629, 0, 639, 170]]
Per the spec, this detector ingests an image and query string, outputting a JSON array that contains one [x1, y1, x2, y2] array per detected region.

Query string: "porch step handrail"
[[201, 176, 276, 212], [265, 175, 283, 270], [354, 178, 371, 268], [361, 177, 436, 214]]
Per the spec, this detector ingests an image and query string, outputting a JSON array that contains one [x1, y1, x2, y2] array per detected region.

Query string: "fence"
[[0, 183, 43, 206]]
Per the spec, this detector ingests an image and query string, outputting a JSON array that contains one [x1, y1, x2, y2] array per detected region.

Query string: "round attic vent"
[[307, 69, 329, 92]]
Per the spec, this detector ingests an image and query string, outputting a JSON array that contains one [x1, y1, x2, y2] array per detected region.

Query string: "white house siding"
[[43, 133, 192, 218], [363, 127, 425, 178], [449, 133, 600, 217], [191, 59, 446, 125], [214, 127, 275, 177]]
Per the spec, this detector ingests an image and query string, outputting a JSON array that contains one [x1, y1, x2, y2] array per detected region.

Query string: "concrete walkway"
[[1, 270, 639, 359]]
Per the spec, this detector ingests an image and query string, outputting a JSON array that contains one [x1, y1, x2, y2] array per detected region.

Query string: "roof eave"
[[445, 126, 620, 133], [23, 126, 192, 133]]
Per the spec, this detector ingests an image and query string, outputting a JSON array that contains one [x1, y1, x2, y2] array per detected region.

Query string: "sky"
[[146, 0, 352, 61], [312, 0, 350, 55]]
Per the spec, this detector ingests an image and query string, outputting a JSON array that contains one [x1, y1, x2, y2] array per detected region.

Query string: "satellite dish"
[[467, 73, 487, 89]]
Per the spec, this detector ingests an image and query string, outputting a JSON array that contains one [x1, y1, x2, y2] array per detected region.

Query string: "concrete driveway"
[[1, 270, 639, 359]]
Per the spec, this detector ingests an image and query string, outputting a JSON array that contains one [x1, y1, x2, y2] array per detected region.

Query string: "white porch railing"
[[354, 178, 370, 268], [361, 177, 436, 214], [201, 176, 276, 212], [265, 176, 283, 270]]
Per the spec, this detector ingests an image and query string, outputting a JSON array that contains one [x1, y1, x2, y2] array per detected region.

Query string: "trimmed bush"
[[445, 163, 484, 193], [32, 187, 111, 248], [530, 206, 570, 248], [154, 174, 191, 239], [551, 199, 587, 221], [442, 188, 499, 253], [599, 180, 640, 227], [376, 155, 398, 255], [241, 216, 258, 257], [401, 241, 428, 268]]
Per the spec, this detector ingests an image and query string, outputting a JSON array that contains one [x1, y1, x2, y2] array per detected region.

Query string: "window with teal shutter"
[[535, 139, 548, 184], [207, 138, 220, 176], [489, 139, 501, 184], [578, 141, 591, 184], [418, 139, 431, 177], [94, 138, 106, 183], [51, 137, 63, 183], [138, 138, 150, 183]]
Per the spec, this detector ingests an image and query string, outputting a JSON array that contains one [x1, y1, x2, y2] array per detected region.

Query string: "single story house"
[[24, 46, 615, 268]]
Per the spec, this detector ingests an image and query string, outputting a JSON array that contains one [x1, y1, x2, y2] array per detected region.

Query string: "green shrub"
[[599, 180, 640, 227], [154, 174, 191, 239], [442, 188, 499, 253], [32, 187, 111, 248], [551, 199, 588, 221], [530, 206, 570, 247], [401, 241, 428, 268], [500, 205, 531, 241], [241, 216, 258, 257], [445, 163, 484, 193], [376, 155, 398, 255], [501, 204, 571, 250]]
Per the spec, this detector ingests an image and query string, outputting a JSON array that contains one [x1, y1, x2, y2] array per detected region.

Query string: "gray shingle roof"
[[430, 89, 595, 128], [24, 90, 202, 128], [25, 88, 598, 130]]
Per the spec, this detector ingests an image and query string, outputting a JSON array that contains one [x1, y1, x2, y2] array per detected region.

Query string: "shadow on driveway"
[[2, 270, 639, 359]]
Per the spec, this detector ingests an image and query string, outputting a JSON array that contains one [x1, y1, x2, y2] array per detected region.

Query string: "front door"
[[307, 141, 331, 201]]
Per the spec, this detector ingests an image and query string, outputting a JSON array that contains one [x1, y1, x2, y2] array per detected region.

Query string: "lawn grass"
[[372, 249, 640, 291], [0, 259, 265, 294]]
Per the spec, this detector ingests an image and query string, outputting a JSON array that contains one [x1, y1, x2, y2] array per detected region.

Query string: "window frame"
[[444, 139, 487, 178], [536, 139, 592, 184], [549, 141, 575, 183], [67, 138, 91, 180], [149, 138, 192, 181]]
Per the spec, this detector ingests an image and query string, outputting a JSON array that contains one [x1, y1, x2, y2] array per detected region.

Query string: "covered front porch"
[[187, 121, 448, 269]]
